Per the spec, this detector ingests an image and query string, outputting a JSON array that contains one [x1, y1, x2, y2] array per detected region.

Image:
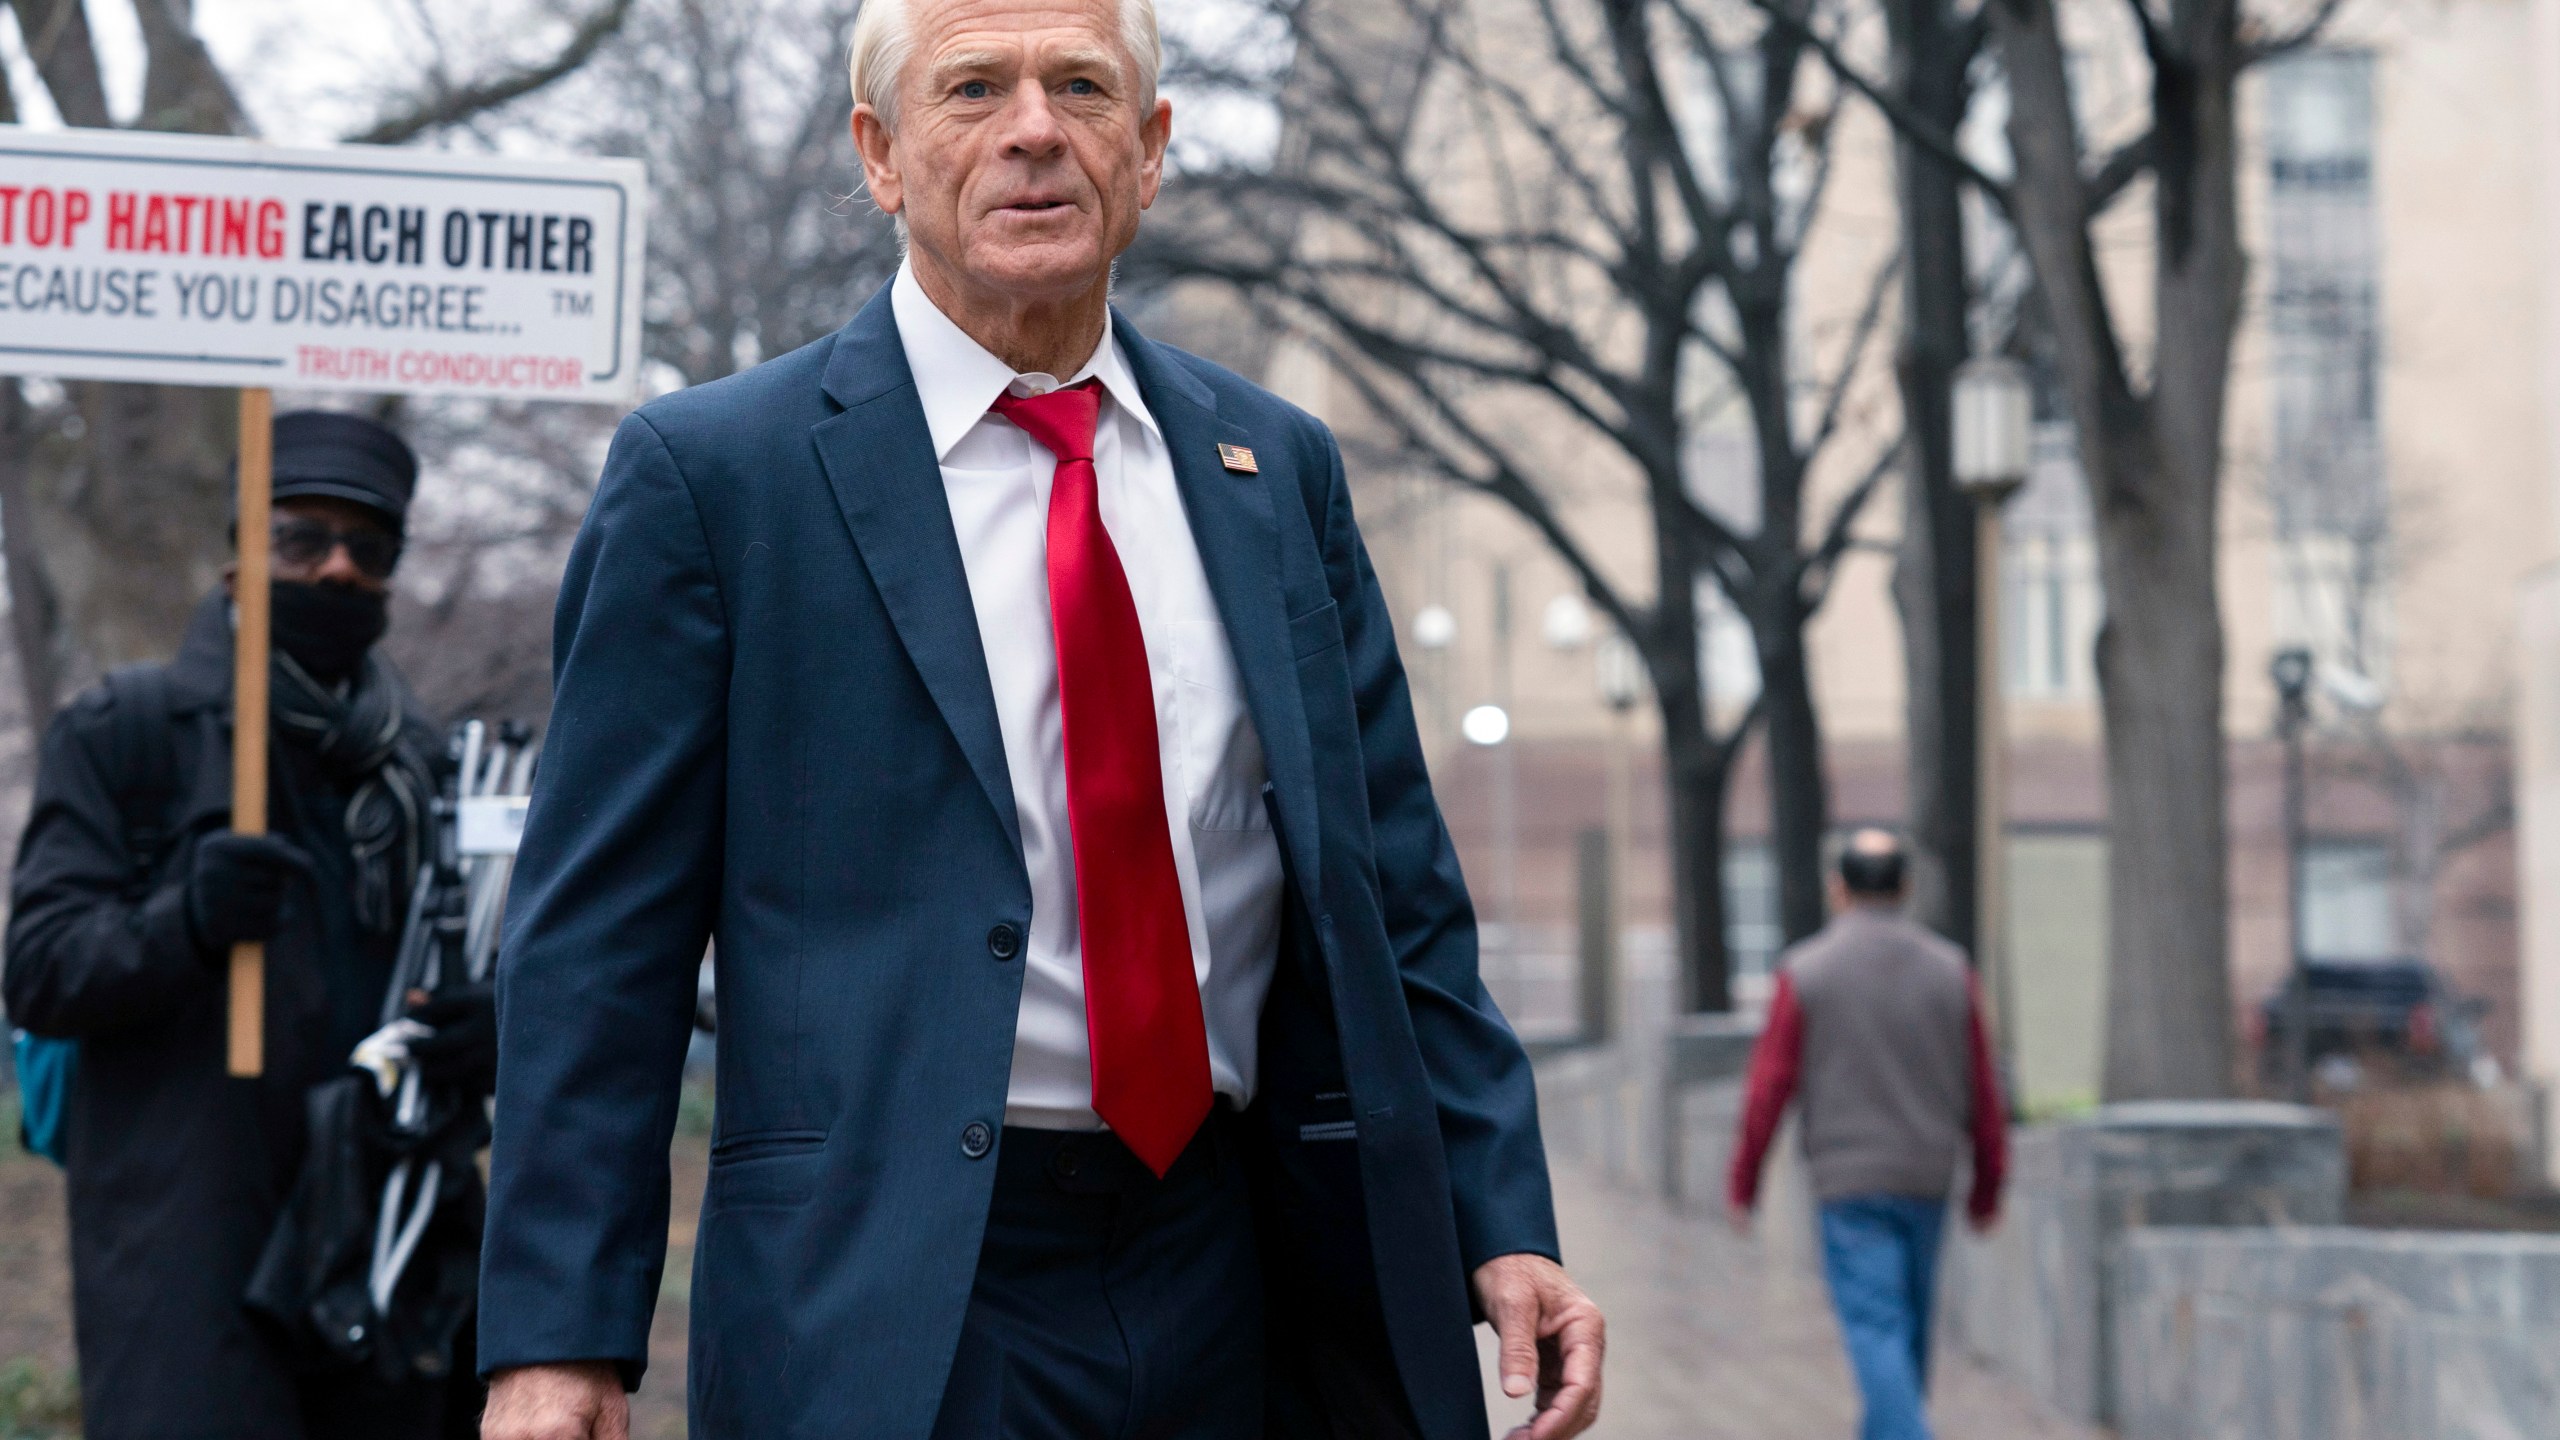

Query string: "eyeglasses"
[[272, 516, 402, 579]]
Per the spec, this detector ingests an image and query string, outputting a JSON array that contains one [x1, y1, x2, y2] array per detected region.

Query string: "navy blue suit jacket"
[[478, 283, 1559, 1439]]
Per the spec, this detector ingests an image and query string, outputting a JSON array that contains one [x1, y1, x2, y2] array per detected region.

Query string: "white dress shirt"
[[890, 263, 1286, 1131]]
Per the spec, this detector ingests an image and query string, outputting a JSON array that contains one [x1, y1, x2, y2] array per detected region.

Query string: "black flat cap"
[[269, 411, 417, 532]]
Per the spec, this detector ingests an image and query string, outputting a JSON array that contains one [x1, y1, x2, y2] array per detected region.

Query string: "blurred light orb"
[[1412, 604, 1457, 650], [1542, 594, 1591, 650], [1461, 704, 1511, 747]]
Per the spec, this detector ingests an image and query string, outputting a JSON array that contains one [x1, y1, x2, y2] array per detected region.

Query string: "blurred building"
[[1251, 0, 2542, 1114], [2513, 0, 2560, 1185]]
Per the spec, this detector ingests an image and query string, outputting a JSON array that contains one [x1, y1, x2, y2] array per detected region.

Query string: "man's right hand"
[[483, 1362, 628, 1440], [183, 832, 312, 956]]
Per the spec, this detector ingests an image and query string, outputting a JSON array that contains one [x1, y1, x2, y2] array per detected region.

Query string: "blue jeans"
[[1817, 1194, 1949, 1440]]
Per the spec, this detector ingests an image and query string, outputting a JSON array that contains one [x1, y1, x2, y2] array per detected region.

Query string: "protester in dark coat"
[[2, 412, 490, 1440]]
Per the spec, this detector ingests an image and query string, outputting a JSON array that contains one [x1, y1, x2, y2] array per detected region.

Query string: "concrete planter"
[[2113, 1229, 2560, 1440], [1941, 1101, 2347, 1425]]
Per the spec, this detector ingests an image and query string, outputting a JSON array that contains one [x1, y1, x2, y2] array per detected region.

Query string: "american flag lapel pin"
[[1216, 443, 1260, 475]]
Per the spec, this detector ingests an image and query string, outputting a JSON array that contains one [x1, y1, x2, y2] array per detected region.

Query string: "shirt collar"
[[889, 259, 1160, 462]]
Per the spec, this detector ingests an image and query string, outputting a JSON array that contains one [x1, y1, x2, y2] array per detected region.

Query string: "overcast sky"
[[3, 0, 654, 145], [6, 0, 1277, 162]]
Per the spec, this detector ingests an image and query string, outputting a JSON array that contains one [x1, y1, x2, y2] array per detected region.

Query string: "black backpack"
[[10, 664, 182, 1165]]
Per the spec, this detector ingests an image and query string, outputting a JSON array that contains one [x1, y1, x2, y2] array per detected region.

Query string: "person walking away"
[[1727, 828, 2006, 1440], [3, 412, 493, 1440]]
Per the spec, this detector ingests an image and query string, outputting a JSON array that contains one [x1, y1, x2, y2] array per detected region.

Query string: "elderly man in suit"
[[476, 1, 1603, 1438]]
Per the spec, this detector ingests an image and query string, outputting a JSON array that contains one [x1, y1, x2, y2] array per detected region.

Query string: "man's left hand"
[[1470, 1252, 1604, 1440]]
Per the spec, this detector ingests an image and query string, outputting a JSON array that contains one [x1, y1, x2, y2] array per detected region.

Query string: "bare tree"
[[380, 0, 905, 723], [2341, 729, 2511, 969], [0, 0, 634, 726], [1773, 0, 2342, 1096], [1873, 0, 1987, 956], [568, 0, 902, 387], [2273, 476, 2512, 975], [1141, 0, 1903, 1009]]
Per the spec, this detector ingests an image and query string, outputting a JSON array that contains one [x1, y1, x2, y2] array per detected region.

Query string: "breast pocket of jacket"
[[1171, 618, 1272, 832]]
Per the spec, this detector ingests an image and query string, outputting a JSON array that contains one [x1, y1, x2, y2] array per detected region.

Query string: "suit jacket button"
[[987, 924, 1021, 961], [960, 1121, 995, 1159]]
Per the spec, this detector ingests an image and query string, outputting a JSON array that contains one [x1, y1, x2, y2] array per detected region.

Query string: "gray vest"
[[1786, 908, 1978, 1201]]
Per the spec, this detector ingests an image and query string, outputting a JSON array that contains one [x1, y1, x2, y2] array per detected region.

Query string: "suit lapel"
[[811, 289, 1023, 860], [1116, 315, 1323, 897]]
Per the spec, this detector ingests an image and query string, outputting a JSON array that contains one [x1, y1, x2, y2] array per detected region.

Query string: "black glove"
[[404, 982, 497, 1092], [183, 832, 313, 958]]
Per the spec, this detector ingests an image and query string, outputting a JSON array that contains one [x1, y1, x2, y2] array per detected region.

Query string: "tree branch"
[[1432, 33, 1640, 259], [1799, 441, 1901, 608], [134, 0, 250, 135], [1281, 22, 1632, 400], [1709, 687, 1772, 771], [346, 0, 637, 147], [1280, 308, 1650, 642], [1738, 0, 2014, 210], [2438, 795, 2515, 859], [2083, 128, 2158, 215], [6, 0, 112, 128], [1805, 250, 1902, 455], [2243, 0, 2355, 66], [1238, 249, 1635, 434]]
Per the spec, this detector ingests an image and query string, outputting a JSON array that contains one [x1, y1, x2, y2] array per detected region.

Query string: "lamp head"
[[1595, 634, 1644, 713], [1952, 355, 2034, 500], [2270, 646, 2315, 703]]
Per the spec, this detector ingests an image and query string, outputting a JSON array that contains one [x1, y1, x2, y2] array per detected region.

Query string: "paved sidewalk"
[[1480, 1162, 2101, 1440]]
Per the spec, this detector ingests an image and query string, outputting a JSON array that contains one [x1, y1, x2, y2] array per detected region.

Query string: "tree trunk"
[[0, 385, 63, 720], [2092, 476, 2232, 1098], [1660, 681, 1736, 1013], [1885, 0, 1980, 954], [0, 0, 238, 724], [1760, 623, 1830, 943], [1993, 0, 2244, 1099], [1638, 447, 1741, 1012], [12, 382, 243, 717]]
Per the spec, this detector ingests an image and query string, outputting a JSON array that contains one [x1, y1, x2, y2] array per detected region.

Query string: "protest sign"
[[2, 126, 648, 1072], [0, 126, 646, 401]]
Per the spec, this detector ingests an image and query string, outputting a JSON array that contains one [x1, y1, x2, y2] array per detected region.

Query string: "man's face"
[[267, 496, 398, 595], [855, 0, 1170, 307]]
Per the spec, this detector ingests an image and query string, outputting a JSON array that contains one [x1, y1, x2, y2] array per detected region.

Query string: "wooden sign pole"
[[228, 388, 272, 1078]]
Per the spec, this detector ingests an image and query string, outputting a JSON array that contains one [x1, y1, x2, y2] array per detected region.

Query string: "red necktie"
[[992, 380, 1211, 1177]]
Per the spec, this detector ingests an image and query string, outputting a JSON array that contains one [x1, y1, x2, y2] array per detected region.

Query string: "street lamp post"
[[2271, 646, 2316, 1101], [1412, 602, 1456, 743], [1952, 356, 2033, 1061], [1591, 633, 1645, 1046]]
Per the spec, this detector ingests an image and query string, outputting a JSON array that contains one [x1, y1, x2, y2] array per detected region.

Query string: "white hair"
[[849, 0, 1161, 129]]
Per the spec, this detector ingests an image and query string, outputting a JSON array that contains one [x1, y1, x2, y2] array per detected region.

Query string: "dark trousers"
[[929, 1112, 1264, 1440]]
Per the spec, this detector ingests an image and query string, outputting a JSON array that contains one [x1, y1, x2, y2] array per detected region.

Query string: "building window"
[[2299, 837, 2396, 962], [2264, 50, 2387, 688], [2002, 421, 2102, 701], [1724, 842, 1783, 982]]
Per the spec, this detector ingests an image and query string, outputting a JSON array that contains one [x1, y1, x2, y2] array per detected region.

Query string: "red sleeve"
[[1727, 971, 1804, 1212], [1964, 973, 2008, 1222]]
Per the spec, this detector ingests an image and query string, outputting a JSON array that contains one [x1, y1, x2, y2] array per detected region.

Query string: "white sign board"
[[0, 127, 645, 402], [457, 795, 529, 857]]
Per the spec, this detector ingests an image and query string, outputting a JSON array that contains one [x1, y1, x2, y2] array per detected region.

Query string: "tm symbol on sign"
[[552, 290, 594, 317]]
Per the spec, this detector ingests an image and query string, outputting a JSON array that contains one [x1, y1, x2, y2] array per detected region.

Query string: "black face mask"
[[269, 580, 388, 681]]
